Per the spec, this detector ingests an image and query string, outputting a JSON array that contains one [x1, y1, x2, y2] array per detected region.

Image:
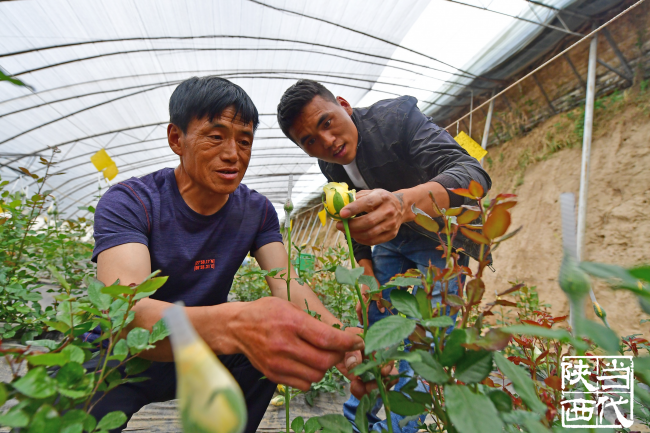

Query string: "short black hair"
[[277, 80, 337, 142], [169, 76, 259, 133]]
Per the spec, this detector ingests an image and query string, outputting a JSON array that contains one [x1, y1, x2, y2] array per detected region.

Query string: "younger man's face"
[[288, 95, 359, 165]]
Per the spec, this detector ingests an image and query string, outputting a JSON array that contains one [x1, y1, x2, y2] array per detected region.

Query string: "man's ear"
[[168, 123, 183, 156], [336, 96, 353, 116]]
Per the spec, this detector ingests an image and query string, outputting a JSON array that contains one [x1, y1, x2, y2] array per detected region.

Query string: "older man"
[[91, 76, 363, 432]]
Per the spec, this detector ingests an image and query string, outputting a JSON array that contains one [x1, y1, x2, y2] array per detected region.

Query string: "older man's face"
[[173, 107, 253, 195]]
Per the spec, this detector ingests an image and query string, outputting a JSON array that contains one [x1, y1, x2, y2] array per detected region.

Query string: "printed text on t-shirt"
[[194, 259, 215, 271]]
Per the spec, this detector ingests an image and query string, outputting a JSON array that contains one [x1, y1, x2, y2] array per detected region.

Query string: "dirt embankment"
[[480, 88, 650, 337]]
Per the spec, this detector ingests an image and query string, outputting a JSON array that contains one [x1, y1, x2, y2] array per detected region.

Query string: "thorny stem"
[[342, 219, 392, 433], [342, 219, 368, 337], [285, 221, 292, 433], [12, 150, 56, 272]]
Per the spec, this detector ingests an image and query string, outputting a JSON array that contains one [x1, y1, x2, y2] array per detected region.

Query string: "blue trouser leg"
[[343, 230, 468, 433]]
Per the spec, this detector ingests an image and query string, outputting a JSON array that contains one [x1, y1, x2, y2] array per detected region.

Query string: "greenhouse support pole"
[[469, 89, 473, 138], [297, 211, 316, 245], [323, 218, 334, 246], [577, 30, 597, 262], [480, 90, 495, 165], [310, 219, 324, 251]]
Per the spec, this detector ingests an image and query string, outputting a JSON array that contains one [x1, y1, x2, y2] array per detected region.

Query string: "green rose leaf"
[[125, 357, 152, 376], [487, 389, 513, 413], [102, 285, 135, 297], [421, 316, 455, 328], [414, 289, 432, 320], [97, 411, 127, 431], [389, 290, 422, 319], [291, 416, 305, 433], [364, 315, 416, 354], [440, 329, 467, 367], [304, 417, 321, 433], [316, 414, 352, 433], [387, 391, 427, 417], [13, 366, 57, 399], [126, 327, 150, 353], [0, 408, 29, 428], [28, 352, 68, 367], [454, 350, 493, 384], [112, 339, 129, 362], [26, 404, 61, 433], [61, 409, 88, 433], [62, 344, 86, 364], [149, 319, 170, 344], [87, 277, 111, 310], [410, 351, 449, 385], [55, 362, 85, 387], [0, 383, 6, 407], [335, 265, 364, 286], [358, 275, 378, 292], [385, 277, 423, 287], [494, 352, 547, 415], [355, 394, 371, 433], [444, 384, 504, 433]]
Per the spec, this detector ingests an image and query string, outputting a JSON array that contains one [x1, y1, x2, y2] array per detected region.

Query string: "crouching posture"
[[89, 77, 363, 432], [277, 80, 491, 433]]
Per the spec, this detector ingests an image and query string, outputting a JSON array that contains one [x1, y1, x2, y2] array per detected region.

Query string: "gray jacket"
[[318, 96, 492, 263]]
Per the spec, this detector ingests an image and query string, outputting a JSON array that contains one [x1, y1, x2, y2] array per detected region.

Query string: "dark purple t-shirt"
[[92, 168, 281, 307]]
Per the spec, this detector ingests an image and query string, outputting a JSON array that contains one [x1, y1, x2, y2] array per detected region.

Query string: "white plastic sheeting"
[[0, 0, 428, 217]]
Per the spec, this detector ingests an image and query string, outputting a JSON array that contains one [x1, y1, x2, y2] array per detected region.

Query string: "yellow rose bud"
[[277, 384, 285, 393], [270, 395, 285, 406], [322, 182, 356, 221]]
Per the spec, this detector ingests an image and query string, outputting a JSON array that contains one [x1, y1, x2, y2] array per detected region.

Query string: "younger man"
[[277, 80, 491, 432]]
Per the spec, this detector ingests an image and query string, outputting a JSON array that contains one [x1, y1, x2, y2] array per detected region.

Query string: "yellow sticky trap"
[[454, 131, 488, 161], [90, 148, 114, 171], [103, 162, 119, 181], [318, 208, 327, 226]]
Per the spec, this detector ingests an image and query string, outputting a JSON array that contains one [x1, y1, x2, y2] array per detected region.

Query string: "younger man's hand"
[[337, 189, 406, 245]]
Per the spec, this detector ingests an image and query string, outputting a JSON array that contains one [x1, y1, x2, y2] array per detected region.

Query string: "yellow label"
[[90, 148, 114, 172], [454, 131, 488, 161], [103, 162, 119, 181]]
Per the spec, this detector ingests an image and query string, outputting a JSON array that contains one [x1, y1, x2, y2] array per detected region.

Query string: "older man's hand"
[[229, 297, 364, 391]]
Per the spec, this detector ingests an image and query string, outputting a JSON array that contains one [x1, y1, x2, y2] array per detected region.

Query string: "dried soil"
[[480, 89, 650, 337]]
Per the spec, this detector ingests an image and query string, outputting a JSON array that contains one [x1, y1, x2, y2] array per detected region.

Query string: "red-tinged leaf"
[[494, 225, 522, 243], [495, 193, 517, 201], [468, 180, 484, 198], [482, 377, 498, 388], [483, 207, 511, 240], [445, 294, 465, 307], [489, 299, 518, 307], [551, 315, 568, 323], [444, 207, 463, 216], [520, 320, 544, 327], [0, 218, 6, 225], [466, 278, 485, 306], [544, 376, 561, 391], [460, 227, 490, 245], [471, 328, 511, 351], [497, 283, 525, 297], [493, 201, 517, 211], [483, 310, 494, 316], [411, 204, 440, 233], [18, 167, 32, 176], [448, 188, 476, 199], [457, 209, 481, 225], [536, 350, 549, 363]]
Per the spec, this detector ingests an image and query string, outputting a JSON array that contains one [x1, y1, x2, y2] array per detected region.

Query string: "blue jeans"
[[343, 229, 468, 433]]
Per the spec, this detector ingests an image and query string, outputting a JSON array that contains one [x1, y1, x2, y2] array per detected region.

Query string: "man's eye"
[[210, 135, 222, 140], [240, 140, 251, 146], [308, 138, 315, 146], [324, 119, 331, 128]]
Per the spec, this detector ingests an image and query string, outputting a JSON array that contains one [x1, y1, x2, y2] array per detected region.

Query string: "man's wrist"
[[212, 302, 247, 355]]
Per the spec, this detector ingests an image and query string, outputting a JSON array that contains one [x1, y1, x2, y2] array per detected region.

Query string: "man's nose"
[[322, 131, 336, 149], [220, 139, 238, 162]]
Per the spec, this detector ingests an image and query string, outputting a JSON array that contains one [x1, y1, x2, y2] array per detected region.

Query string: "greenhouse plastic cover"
[[0, 0, 614, 219], [0, 0, 428, 217]]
